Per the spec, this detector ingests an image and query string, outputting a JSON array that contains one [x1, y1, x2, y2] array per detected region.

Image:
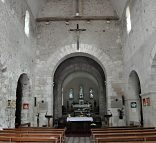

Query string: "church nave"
[[1, 0, 156, 137]]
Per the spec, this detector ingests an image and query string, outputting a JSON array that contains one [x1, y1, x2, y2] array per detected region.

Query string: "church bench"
[[91, 128, 156, 132], [3, 128, 65, 136], [1, 130, 65, 136], [91, 127, 155, 131], [91, 130, 156, 135], [102, 141, 155, 143], [1, 129, 65, 135], [92, 131, 156, 142], [95, 135, 156, 143], [1, 127, 66, 142], [3, 127, 65, 132], [91, 130, 156, 138], [18, 127, 65, 129], [20, 133, 63, 143], [0, 133, 61, 142], [0, 130, 64, 143], [91, 129, 156, 135], [0, 136, 59, 143], [0, 133, 63, 143]]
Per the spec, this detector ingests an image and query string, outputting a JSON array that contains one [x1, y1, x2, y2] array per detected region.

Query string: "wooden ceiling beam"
[[36, 16, 119, 22]]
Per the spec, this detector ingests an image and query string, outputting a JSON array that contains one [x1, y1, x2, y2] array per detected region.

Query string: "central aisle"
[[65, 137, 91, 143]]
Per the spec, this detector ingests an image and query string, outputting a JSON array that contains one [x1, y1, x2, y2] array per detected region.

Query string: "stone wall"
[[35, 0, 123, 126], [38, 0, 116, 17], [122, 0, 156, 126], [0, 0, 36, 128], [0, 0, 125, 128]]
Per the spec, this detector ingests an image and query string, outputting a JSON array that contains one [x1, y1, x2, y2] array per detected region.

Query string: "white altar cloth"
[[67, 117, 93, 122]]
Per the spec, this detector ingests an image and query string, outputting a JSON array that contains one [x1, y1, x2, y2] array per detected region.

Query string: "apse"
[[62, 72, 99, 115], [53, 56, 106, 121]]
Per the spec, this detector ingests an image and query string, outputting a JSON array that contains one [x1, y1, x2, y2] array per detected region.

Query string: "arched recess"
[[15, 73, 31, 128], [127, 71, 143, 126], [62, 72, 99, 114], [150, 53, 156, 91], [53, 56, 106, 121]]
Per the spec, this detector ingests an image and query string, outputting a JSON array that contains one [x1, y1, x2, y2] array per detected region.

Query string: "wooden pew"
[[1, 128, 65, 143], [3, 127, 65, 132], [95, 135, 156, 143], [91, 128, 156, 139], [0, 136, 58, 143], [1, 129, 65, 137], [3, 127, 65, 139], [91, 127, 156, 143], [102, 141, 155, 143], [91, 127, 155, 131], [91, 129, 156, 135], [0, 133, 61, 141], [92, 131, 156, 141]]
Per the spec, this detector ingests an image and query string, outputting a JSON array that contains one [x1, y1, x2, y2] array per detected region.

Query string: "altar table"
[[66, 117, 93, 135], [67, 117, 93, 122]]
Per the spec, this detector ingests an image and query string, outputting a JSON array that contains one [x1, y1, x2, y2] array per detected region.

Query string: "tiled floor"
[[65, 137, 91, 143]]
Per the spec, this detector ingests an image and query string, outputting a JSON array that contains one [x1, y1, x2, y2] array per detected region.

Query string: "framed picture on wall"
[[131, 102, 137, 108], [143, 98, 146, 106], [146, 97, 150, 106], [23, 103, 29, 109]]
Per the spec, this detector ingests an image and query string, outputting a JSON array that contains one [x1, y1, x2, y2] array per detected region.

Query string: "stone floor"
[[65, 137, 91, 143]]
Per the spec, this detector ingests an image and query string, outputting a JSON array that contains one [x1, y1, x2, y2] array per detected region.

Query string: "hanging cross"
[[70, 24, 86, 50]]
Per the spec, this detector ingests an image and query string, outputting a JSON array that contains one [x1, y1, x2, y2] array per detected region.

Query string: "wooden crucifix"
[[70, 24, 86, 50]]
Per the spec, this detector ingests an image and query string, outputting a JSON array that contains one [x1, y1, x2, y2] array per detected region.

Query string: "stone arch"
[[15, 73, 31, 128], [127, 70, 143, 126], [52, 52, 108, 78], [49, 49, 112, 112], [150, 47, 156, 91], [53, 56, 106, 121], [35, 44, 122, 123], [40, 44, 116, 79]]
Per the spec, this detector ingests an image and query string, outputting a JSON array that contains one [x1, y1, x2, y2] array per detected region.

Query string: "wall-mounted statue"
[[89, 88, 94, 99], [79, 85, 84, 99], [69, 88, 74, 99]]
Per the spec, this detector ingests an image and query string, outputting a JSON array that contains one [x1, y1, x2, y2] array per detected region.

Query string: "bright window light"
[[24, 10, 30, 37], [1, 0, 5, 3], [126, 6, 131, 34]]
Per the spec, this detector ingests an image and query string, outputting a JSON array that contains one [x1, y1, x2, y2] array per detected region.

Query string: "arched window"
[[24, 10, 30, 37], [126, 6, 131, 34]]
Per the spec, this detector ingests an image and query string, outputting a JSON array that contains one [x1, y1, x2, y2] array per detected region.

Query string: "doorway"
[[15, 73, 30, 128], [128, 71, 143, 126]]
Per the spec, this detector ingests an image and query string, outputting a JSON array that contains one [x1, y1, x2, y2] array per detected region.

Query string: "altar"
[[66, 117, 93, 135], [67, 117, 93, 122]]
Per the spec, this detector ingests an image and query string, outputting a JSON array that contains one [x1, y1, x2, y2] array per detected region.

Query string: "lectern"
[[45, 115, 52, 127]]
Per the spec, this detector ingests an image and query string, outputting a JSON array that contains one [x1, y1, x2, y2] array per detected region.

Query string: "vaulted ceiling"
[[27, 0, 128, 19]]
